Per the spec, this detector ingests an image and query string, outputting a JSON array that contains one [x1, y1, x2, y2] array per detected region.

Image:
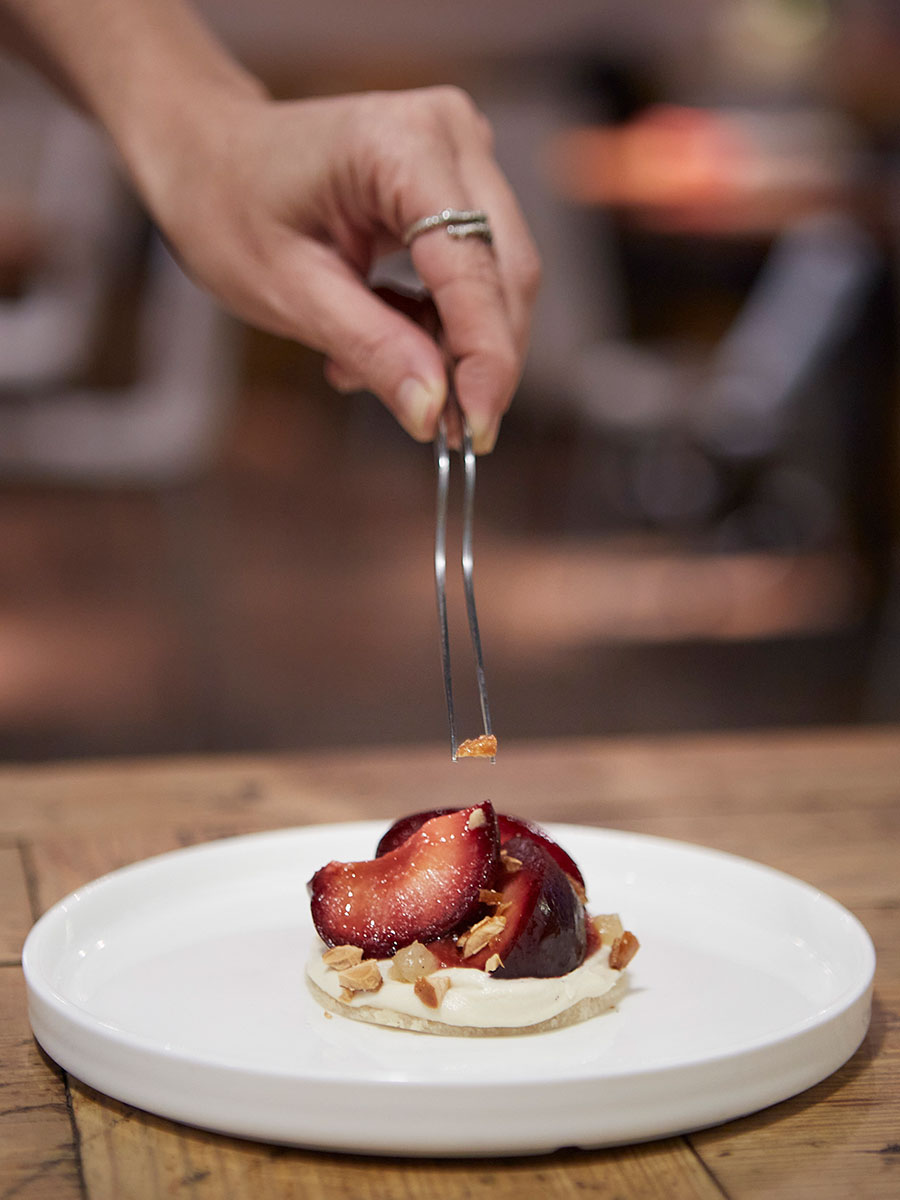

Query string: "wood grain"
[[0, 968, 82, 1200], [4, 727, 899, 1198], [69, 1081, 721, 1200], [0, 845, 34, 964]]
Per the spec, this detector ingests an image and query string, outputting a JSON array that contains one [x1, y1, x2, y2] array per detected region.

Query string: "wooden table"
[[2, 727, 898, 1198]]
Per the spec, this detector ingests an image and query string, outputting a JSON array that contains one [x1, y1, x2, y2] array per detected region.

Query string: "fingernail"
[[470, 415, 501, 455], [397, 377, 444, 441]]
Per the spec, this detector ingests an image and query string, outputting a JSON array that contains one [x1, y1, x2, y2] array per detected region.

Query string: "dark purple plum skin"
[[375, 808, 586, 892], [488, 836, 586, 979]]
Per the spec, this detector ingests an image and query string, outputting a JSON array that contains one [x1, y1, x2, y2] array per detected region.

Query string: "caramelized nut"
[[322, 945, 364, 971], [478, 889, 505, 905], [609, 931, 640, 970], [338, 960, 384, 995], [484, 953, 503, 973], [414, 974, 451, 1009], [457, 735, 498, 758], [457, 913, 507, 958]]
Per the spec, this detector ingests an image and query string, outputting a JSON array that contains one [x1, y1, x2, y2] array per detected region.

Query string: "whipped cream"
[[306, 941, 623, 1029]]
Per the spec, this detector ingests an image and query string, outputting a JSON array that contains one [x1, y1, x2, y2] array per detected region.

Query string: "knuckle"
[[517, 241, 543, 301], [425, 85, 492, 145], [428, 84, 477, 118]]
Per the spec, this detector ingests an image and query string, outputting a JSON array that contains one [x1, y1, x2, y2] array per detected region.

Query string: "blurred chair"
[[0, 84, 236, 484]]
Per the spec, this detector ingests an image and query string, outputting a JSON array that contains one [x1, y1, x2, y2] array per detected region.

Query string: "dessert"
[[306, 803, 639, 1035]]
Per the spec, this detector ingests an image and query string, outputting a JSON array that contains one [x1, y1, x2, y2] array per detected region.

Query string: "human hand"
[[139, 86, 540, 452]]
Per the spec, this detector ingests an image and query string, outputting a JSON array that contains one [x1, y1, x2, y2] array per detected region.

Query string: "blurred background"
[[2, 0, 900, 761]]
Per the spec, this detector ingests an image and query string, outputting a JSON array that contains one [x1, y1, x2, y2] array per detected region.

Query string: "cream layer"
[[306, 940, 622, 1029]]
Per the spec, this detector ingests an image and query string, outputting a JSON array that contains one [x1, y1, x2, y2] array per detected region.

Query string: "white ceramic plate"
[[23, 823, 875, 1157]]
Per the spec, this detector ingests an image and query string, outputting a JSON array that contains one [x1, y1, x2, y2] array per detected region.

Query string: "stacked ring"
[[403, 208, 492, 247]]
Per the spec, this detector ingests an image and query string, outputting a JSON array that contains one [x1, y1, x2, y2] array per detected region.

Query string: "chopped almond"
[[456, 734, 498, 758], [414, 974, 451, 1009], [478, 888, 505, 905], [466, 807, 488, 829], [484, 953, 503, 973], [500, 851, 523, 874], [322, 944, 364, 971], [457, 913, 507, 958], [609, 931, 640, 970], [338, 959, 384, 996]]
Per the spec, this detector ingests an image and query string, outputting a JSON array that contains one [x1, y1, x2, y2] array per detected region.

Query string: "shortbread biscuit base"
[[306, 972, 628, 1037]]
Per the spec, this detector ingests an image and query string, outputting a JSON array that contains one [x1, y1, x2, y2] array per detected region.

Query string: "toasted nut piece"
[[457, 913, 507, 958], [484, 953, 503, 973], [593, 913, 625, 945], [500, 851, 523, 874], [609, 931, 640, 970], [466, 806, 488, 829], [338, 960, 384, 995], [478, 889, 505, 905], [322, 945, 364, 971], [457, 735, 498, 758], [414, 974, 451, 1009], [389, 941, 440, 982]]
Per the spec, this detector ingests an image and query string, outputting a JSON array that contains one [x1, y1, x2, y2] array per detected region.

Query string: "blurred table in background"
[[1, 726, 897, 1197]]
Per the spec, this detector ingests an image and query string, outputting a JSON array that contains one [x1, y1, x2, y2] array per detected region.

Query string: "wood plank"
[[70, 1080, 722, 1200], [689, 906, 899, 1200], [0, 967, 83, 1200], [0, 845, 33, 963], [599, 807, 900, 910], [4, 726, 900, 843]]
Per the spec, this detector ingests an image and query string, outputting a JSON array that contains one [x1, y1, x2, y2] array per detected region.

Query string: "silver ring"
[[403, 208, 492, 247]]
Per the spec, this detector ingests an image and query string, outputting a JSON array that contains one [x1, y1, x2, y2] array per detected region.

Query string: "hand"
[[140, 86, 541, 452]]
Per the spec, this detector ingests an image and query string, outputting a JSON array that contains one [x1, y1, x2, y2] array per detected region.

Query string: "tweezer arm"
[[433, 415, 457, 760], [434, 399, 494, 763], [460, 423, 493, 746]]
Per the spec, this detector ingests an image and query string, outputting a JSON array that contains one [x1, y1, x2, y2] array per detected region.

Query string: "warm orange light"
[[546, 103, 853, 235]]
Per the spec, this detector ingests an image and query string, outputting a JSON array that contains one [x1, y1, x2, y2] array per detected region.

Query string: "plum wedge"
[[309, 802, 499, 958], [375, 807, 586, 894], [432, 835, 587, 979]]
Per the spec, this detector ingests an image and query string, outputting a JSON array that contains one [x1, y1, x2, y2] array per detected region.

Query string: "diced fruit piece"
[[439, 835, 587, 979], [592, 913, 625, 945], [389, 941, 440, 982], [375, 808, 586, 894], [309, 802, 499, 958]]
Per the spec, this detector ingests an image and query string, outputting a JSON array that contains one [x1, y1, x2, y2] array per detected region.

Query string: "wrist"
[[4, 0, 269, 222]]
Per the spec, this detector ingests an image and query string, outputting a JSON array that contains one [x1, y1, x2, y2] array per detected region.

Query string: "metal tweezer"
[[434, 393, 494, 763]]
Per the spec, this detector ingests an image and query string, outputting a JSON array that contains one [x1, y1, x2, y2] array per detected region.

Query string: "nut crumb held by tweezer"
[[456, 734, 498, 758]]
